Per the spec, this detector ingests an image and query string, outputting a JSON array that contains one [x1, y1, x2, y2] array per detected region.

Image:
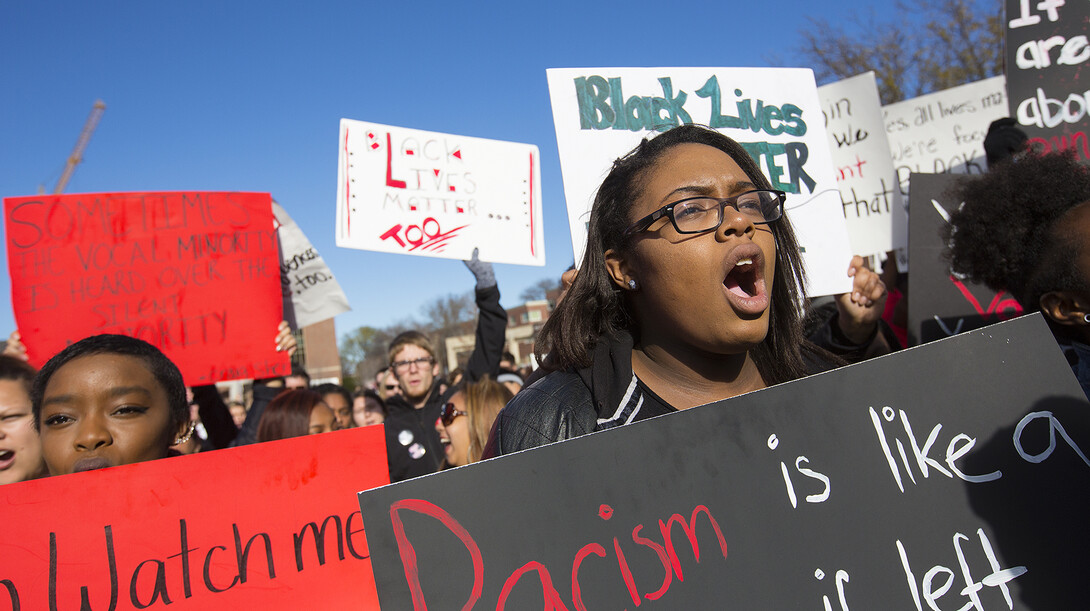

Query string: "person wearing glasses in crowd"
[[484, 124, 890, 456], [375, 367, 400, 401], [314, 382, 353, 430], [435, 375, 512, 468], [383, 248, 508, 481]]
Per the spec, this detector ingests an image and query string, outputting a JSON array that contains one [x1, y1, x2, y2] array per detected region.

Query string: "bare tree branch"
[[792, 0, 1002, 104]]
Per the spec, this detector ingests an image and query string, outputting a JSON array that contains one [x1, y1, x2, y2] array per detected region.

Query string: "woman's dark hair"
[[357, 389, 388, 417], [0, 355, 37, 397], [945, 150, 1090, 312], [31, 334, 186, 430], [257, 389, 324, 442], [535, 124, 811, 385], [314, 382, 351, 409]]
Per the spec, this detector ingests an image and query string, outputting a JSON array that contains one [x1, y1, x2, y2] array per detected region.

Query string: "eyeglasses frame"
[[392, 356, 435, 372], [622, 189, 786, 239]]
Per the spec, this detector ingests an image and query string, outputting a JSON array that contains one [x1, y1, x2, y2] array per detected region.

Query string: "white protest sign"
[[881, 75, 1008, 250], [335, 120, 544, 266], [818, 72, 902, 257], [547, 67, 853, 297], [273, 200, 351, 328]]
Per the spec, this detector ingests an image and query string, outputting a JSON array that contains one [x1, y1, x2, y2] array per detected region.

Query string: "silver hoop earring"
[[1084, 313, 1090, 324], [627, 279, 637, 290]]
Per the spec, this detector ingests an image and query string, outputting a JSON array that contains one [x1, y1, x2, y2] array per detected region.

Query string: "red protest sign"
[[3, 192, 288, 384], [0, 425, 388, 610]]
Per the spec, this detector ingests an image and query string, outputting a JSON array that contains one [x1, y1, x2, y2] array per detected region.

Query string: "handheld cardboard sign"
[[906, 172, 1023, 345], [335, 120, 545, 266], [1005, 0, 1090, 161], [360, 314, 1087, 608], [0, 425, 389, 610], [546, 67, 854, 297], [3, 191, 288, 384], [881, 77, 1009, 253], [273, 200, 351, 329], [818, 71, 902, 257]]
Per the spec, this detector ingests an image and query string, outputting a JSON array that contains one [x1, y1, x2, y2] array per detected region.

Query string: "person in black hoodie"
[[384, 249, 507, 481], [484, 125, 890, 457]]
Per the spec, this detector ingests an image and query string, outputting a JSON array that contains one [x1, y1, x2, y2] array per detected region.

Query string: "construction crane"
[[51, 99, 106, 194]]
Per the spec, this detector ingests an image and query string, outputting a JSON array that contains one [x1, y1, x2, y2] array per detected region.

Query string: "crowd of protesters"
[[1, 120, 1088, 488]]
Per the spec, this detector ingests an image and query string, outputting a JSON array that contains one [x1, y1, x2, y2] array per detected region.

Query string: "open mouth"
[[722, 247, 769, 315], [0, 450, 14, 470], [725, 257, 759, 298]]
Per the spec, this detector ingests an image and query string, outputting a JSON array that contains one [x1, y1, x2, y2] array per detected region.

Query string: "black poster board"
[[359, 314, 1089, 609], [1006, 0, 1090, 160], [906, 172, 1023, 345]]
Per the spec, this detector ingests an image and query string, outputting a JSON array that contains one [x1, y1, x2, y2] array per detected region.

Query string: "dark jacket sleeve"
[[191, 385, 238, 449], [230, 383, 284, 447], [463, 284, 507, 383], [806, 302, 900, 364], [481, 371, 597, 459]]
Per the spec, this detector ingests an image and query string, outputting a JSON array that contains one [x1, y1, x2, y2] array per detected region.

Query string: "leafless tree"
[[792, 0, 1003, 104]]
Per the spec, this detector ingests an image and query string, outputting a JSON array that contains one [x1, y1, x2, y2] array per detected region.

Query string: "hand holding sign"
[[1, 330, 28, 362], [836, 255, 889, 344], [274, 320, 296, 356]]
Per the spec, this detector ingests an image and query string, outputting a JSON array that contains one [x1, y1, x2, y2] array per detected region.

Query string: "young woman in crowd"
[[314, 383, 353, 430], [436, 375, 512, 467], [352, 389, 387, 427], [0, 355, 44, 484], [255, 389, 334, 442], [485, 124, 888, 455], [32, 334, 191, 475], [945, 150, 1090, 397]]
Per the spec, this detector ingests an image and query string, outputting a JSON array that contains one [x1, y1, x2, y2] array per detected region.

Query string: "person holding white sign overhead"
[[484, 125, 888, 455], [384, 249, 508, 481]]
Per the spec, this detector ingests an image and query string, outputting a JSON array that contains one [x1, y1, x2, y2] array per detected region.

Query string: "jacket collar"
[[577, 331, 636, 421]]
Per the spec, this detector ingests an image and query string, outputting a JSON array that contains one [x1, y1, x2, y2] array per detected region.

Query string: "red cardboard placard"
[[3, 192, 288, 384], [0, 425, 388, 610]]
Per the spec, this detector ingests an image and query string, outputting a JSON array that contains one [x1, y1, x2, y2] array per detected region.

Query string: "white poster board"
[[881, 76, 1008, 250], [335, 120, 544, 266], [818, 72, 901, 257], [273, 200, 351, 328], [547, 67, 853, 297]]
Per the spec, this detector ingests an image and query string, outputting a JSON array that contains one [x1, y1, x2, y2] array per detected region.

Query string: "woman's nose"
[[716, 203, 757, 240], [75, 415, 111, 451]]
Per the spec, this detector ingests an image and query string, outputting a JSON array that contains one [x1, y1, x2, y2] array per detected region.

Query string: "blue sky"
[[1, 0, 895, 342]]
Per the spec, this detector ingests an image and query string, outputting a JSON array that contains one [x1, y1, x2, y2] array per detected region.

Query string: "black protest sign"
[[1006, 0, 1090, 159], [359, 314, 1088, 608], [906, 172, 1023, 345]]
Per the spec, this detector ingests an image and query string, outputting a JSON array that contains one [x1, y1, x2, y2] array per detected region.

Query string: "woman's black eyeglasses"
[[440, 402, 467, 426], [623, 189, 786, 238]]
